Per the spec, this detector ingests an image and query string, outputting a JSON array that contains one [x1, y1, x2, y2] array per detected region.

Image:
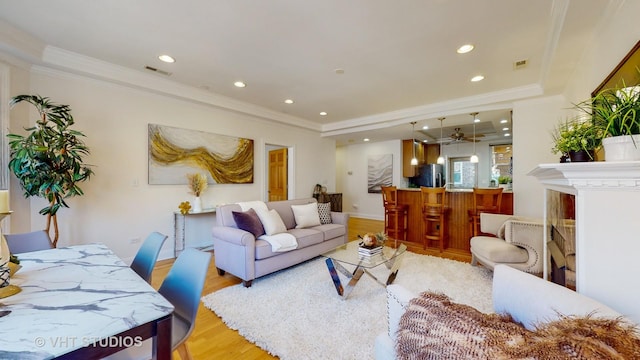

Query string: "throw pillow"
[[255, 209, 287, 235], [232, 208, 265, 238], [317, 202, 332, 224], [291, 202, 321, 229]]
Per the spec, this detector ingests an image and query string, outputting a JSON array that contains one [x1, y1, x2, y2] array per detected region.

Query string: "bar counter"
[[396, 188, 513, 257]]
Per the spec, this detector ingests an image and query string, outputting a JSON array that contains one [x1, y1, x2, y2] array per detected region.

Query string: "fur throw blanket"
[[396, 292, 640, 359]]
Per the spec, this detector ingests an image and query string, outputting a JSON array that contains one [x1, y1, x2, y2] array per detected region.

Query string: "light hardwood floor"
[[150, 217, 469, 359]]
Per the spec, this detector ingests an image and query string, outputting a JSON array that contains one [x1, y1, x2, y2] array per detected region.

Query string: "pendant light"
[[437, 117, 445, 164], [470, 112, 479, 163], [410, 121, 418, 165]]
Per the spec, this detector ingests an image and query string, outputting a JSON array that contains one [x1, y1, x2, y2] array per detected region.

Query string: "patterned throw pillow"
[[318, 202, 332, 224]]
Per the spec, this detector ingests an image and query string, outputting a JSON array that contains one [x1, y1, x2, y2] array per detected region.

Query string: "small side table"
[[174, 208, 216, 257]]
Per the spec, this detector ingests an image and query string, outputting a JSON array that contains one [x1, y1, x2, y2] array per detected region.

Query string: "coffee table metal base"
[[324, 245, 405, 299]]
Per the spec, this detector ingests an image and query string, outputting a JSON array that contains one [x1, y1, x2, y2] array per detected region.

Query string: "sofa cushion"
[[317, 202, 332, 224], [291, 202, 321, 228], [232, 208, 265, 238], [470, 236, 528, 263], [256, 209, 287, 236], [311, 223, 346, 240], [287, 228, 324, 248]]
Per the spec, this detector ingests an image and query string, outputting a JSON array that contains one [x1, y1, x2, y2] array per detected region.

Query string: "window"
[[448, 157, 477, 189], [490, 144, 512, 186]]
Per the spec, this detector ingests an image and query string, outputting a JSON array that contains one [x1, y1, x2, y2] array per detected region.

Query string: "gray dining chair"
[[159, 248, 212, 360], [130, 231, 168, 284], [103, 248, 211, 360], [4, 230, 53, 254]]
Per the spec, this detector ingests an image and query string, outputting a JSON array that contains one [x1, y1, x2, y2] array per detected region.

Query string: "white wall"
[[339, 140, 402, 220], [512, 95, 569, 217], [8, 68, 336, 262]]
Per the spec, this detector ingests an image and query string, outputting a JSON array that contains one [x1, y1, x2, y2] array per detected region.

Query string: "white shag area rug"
[[202, 252, 493, 360]]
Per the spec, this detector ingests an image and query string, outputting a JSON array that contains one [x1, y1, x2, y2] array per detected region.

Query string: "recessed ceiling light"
[[502, 127, 509, 131], [363, 138, 370, 142], [500, 119, 508, 124], [158, 55, 175, 63], [422, 139, 428, 143], [471, 75, 485, 82], [422, 125, 429, 130], [284, 99, 294, 104], [234, 81, 246, 88], [474, 118, 481, 123], [504, 133, 511, 137], [320, 112, 327, 116], [457, 44, 474, 54]]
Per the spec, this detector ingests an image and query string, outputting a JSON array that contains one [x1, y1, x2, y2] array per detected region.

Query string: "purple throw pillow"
[[232, 208, 265, 238]]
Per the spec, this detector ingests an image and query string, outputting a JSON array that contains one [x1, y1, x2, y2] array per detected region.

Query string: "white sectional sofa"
[[375, 264, 628, 359]]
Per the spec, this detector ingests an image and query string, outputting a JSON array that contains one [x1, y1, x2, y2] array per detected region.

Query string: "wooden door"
[[268, 148, 287, 201]]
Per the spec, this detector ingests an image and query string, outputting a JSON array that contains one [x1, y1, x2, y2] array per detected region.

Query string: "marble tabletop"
[[0, 243, 174, 359]]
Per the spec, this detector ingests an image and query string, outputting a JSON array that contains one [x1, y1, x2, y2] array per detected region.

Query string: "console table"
[[174, 208, 216, 257], [529, 161, 640, 324]]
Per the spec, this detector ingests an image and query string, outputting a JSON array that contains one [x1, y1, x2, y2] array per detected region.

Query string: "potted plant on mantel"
[[551, 116, 602, 162], [574, 80, 640, 161], [7, 95, 94, 247]]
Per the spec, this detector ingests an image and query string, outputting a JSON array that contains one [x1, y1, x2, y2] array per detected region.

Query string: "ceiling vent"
[[144, 66, 172, 76], [513, 59, 528, 70]]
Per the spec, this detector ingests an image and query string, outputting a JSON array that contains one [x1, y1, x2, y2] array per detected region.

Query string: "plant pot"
[[568, 150, 595, 162], [602, 135, 640, 161]]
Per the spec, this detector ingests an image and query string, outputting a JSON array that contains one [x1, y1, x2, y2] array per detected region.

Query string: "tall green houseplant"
[[7, 95, 94, 246]]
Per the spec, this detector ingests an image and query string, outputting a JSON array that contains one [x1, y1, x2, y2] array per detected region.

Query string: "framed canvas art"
[[367, 154, 393, 193], [148, 124, 254, 184]]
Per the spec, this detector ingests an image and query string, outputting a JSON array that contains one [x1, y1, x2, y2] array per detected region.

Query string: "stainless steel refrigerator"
[[412, 164, 445, 187]]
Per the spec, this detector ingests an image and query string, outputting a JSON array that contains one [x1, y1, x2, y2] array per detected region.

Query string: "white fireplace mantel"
[[528, 161, 640, 324], [528, 161, 640, 190]]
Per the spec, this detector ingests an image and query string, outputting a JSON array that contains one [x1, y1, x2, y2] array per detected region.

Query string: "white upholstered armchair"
[[470, 213, 544, 275]]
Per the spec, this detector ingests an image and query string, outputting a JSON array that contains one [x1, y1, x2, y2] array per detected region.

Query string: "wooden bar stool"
[[420, 187, 448, 252], [468, 187, 504, 237], [381, 186, 408, 243]]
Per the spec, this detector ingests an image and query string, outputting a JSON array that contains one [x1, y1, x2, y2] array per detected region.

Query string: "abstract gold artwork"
[[148, 124, 254, 184]]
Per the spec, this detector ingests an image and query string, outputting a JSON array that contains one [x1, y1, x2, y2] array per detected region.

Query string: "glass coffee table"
[[321, 241, 407, 299]]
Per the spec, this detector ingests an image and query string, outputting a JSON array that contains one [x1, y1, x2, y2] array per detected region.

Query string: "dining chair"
[[159, 248, 212, 360], [104, 248, 212, 360], [4, 230, 53, 254], [130, 231, 168, 284]]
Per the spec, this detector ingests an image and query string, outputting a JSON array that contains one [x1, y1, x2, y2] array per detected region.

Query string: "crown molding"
[[38, 46, 321, 132], [320, 84, 541, 136]]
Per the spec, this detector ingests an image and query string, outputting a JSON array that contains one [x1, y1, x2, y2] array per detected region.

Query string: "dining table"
[[0, 243, 174, 359]]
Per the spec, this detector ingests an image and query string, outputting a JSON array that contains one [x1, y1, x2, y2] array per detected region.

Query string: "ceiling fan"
[[444, 128, 484, 144]]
